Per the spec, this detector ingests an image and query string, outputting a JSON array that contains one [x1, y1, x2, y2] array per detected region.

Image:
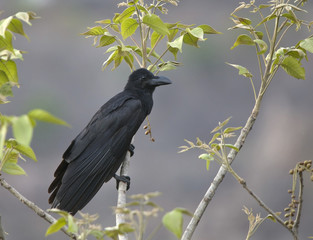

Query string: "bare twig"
[[0, 177, 76, 239]]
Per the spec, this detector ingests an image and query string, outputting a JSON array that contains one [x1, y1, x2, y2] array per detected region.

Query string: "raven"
[[48, 68, 171, 215]]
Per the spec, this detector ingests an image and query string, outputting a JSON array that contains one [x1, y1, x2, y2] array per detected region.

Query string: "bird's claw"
[[128, 144, 135, 157], [114, 174, 131, 190]]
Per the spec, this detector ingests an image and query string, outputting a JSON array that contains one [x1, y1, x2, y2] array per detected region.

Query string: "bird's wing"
[[50, 95, 146, 213]]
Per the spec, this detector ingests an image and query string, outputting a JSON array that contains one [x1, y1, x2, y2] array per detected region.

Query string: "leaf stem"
[[293, 171, 303, 235]]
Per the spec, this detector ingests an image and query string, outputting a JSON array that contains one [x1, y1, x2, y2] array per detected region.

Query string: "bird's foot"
[[128, 144, 135, 157], [114, 174, 131, 190]]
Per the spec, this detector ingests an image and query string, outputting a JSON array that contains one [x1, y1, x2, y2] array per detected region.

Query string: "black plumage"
[[48, 68, 171, 215]]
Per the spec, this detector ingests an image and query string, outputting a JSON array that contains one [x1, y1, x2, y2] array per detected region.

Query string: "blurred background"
[[1, 0, 313, 239]]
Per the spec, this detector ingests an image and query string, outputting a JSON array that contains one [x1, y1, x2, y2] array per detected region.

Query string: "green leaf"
[[238, 17, 251, 25], [211, 117, 232, 133], [183, 27, 204, 47], [2, 161, 26, 175], [225, 144, 239, 152], [224, 126, 242, 134], [97, 33, 116, 47], [95, 19, 111, 24], [231, 34, 254, 50], [281, 56, 305, 80], [67, 215, 78, 233], [162, 209, 183, 239], [0, 31, 14, 52], [158, 61, 181, 72], [115, 6, 135, 23], [255, 31, 264, 40], [299, 37, 313, 54], [13, 140, 37, 161], [151, 31, 164, 49], [102, 50, 118, 70], [199, 153, 214, 171], [7, 18, 29, 40], [162, 208, 192, 239], [168, 28, 178, 42], [0, 82, 13, 99], [198, 24, 222, 34], [226, 63, 253, 78], [12, 115, 33, 146], [209, 132, 221, 145], [121, 18, 138, 39], [15, 12, 38, 26], [254, 39, 268, 55], [81, 26, 107, 36], [28, 109, 69, 126], [168, 35, 184, 53], [142, 14, 169, 36], [0, 16, 13, 38], [255, 13, 277, 28], [45, 217, 67, 236], [0, 120, 8, 158], [0, 60, 18, 83]]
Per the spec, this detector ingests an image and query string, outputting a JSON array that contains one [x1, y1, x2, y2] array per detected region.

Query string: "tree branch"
[[116, 142, 132, 240], [0, 216, 5, 240], [181, 97, 260, 240], [0, 177, 77, 239]]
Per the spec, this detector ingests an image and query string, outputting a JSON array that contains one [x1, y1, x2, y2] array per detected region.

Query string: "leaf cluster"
[[81, 0, 220, 72], [45, 209, 133, 240], [228, 0, 313, 96], [0, 109, 69, 175], [179, 117, 241, 171], [0, 11, 39, 103], [46, 192, 192, 240], [242, 206, 277, 240]]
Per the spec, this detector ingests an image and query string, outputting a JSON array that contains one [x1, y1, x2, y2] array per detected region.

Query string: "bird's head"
[[125, 68, 172, 91]]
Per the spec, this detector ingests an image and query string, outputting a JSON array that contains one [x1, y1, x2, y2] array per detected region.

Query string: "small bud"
[[151, 137, 155, 142], [287, 224, 293, 229], [306, 164, 311, 169], [289, 169, 294, 175], [145, 130, 150, 135], [284, 213, 290, 218], [291, 194, 296, 199], [284, 207, 290, 212], [284, 221, 289, 225], [288, 189, 292, 194], [143, 125, 148, 129], [310, 175, 313, 181]]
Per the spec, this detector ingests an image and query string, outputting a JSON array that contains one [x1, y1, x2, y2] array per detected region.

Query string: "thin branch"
[[181, 95, 262, 240], [0, 177, 76, 239], [116, 139, 133, 240], [0, 216, 5, 240], [293, 171, 304, 235], [240, 179, 297, 238]]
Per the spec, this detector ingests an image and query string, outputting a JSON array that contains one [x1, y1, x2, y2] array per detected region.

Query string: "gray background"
[[1, 0, 313, 239]]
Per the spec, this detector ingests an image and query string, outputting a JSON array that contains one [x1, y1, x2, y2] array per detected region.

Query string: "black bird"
[[48, 68, 171, 215]]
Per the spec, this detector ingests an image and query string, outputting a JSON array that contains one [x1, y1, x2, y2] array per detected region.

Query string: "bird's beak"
[[149, 76, 172, 86]]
